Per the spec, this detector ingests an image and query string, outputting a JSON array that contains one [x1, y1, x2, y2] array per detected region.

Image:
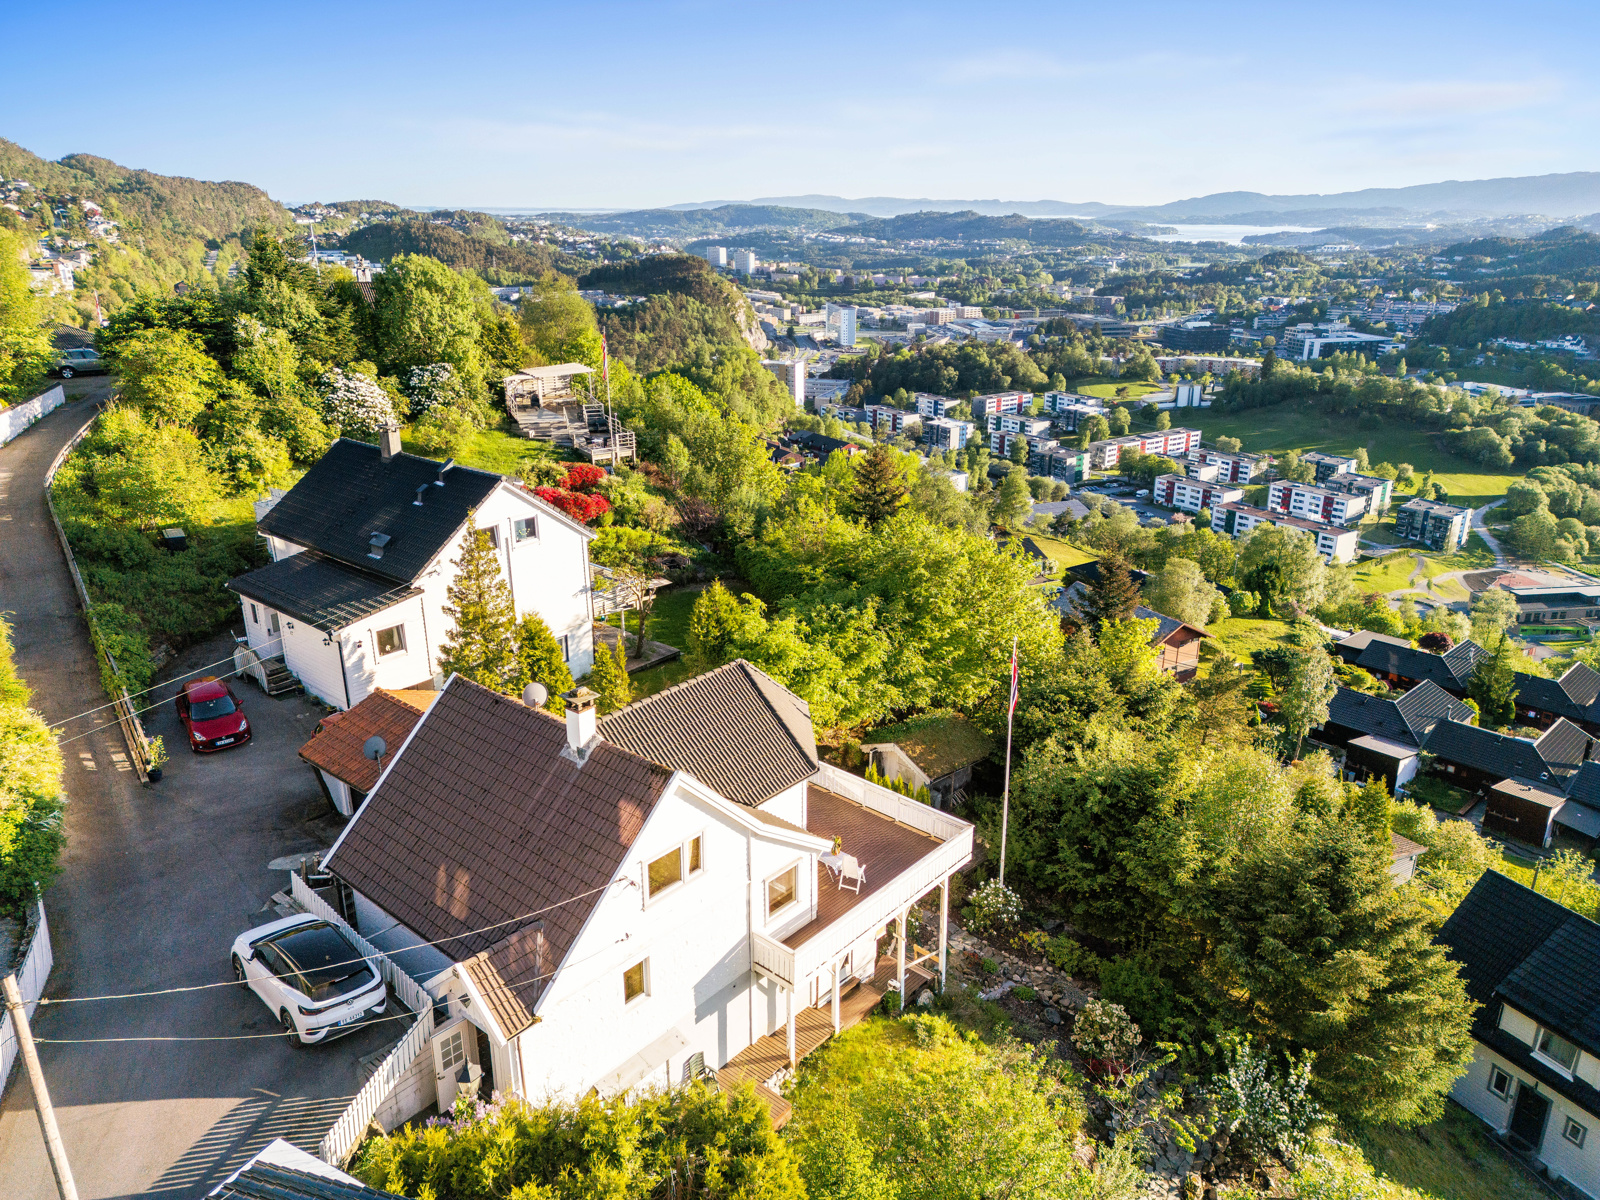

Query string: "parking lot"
[[1076, 479, 1174, 525], [0, 461, 401, 1200]]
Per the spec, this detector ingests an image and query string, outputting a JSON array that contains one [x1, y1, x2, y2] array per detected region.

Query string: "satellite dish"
[[363, 736, 388, 762], [523, 682, 549, 708]]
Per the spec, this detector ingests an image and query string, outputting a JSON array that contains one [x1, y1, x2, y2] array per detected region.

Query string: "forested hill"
[[1443, 227, 1600, 282], [0, 138, 293, 244], [841, 210, 1107, 246], [579, 254, 768, 372], [548, 204, 862, 236], [340, 219, 555, 278]]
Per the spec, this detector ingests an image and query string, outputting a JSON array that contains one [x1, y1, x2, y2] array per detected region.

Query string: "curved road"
[[1472, 498, 1508, 566], [0, 389, 389, 1197]]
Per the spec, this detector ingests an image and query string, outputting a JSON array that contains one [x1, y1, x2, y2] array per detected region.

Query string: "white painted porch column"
[[831, 962, 841, 1034], [939, 876, 949, 991], [896, 906, 908, 1011], [786, 986, 796, 1065]]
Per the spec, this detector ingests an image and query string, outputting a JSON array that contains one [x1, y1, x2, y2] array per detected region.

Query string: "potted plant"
[[146, 735, 167, 783]]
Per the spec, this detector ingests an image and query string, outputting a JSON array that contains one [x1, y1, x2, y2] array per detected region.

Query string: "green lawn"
[[399, 422, 568, 476], [1020, 532, 1096, 576], [1206, 615, 1298, 660], [1067, 377, 1167, 402], [1406, 775, 1478, 815], [1196, 404, 1523, 507], [626, 589, 699, 699], [1354, 1103, 1549, 1200], [1353, 551, 1428, 594]]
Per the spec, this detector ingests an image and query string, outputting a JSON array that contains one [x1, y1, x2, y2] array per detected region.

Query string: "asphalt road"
[[0, 385, 393, 1198]]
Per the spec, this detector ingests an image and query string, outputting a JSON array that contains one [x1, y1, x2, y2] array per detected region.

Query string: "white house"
[[1439, 871, 1600, 1198], [228, 429, 596, 710], [319, 662, 973, 1128]]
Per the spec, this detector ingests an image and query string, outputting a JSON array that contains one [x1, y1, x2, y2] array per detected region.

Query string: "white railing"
[[751, 931, 795, 989], [815, 762, 971, 842], [0, 899, 53, 1094], [319, 1004, 434, 1167], [290, 872, 434, 1020]]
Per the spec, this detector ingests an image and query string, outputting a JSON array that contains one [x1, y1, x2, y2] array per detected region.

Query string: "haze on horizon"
[[5, 0, 1599, 211]]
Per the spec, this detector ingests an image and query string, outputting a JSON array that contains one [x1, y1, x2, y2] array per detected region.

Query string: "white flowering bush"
[[1209, 1035, 1324, 1163], [405, 362, 471, 418], [966, 878, 1022, 934], [319, 370, 400, 441], [1070, 998, 1140, 1063]]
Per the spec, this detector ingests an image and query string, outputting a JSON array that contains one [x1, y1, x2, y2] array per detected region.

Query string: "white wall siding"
[[757, 781, 808, 829], [280, 619, 349, 709], [1454, 1043, 1600, 1198], [1451, 1048, 1513, 1131], [1501, 1004, 1538, 1046], [339, 594, 434, 701]]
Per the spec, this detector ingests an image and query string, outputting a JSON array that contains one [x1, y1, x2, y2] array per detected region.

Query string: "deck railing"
[[751, 931, 796, 989], [290, 872, 435, 1018], [815, 762, 970, 842]]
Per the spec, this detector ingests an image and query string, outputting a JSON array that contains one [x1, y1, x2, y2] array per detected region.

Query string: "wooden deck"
[[715, 956, 933, 1129]]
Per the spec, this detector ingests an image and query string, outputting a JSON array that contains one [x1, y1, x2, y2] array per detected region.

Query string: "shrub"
[[1045, 934, 1103, 980], [404, 361, 474, 419], [1071, 997, 1140, 1062], [409, 403, 477, 455], [966, 878, 1022, 935], [1227, 590, 1258, 617], [1209, 1035, 1324, 1163], [319, 368, 400, 440]]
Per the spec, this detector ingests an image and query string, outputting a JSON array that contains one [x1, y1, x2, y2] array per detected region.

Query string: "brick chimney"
[[562, 686, 601, 764], [379, 423, 402, 462]]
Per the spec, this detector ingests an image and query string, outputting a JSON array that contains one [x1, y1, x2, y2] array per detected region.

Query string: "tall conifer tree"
[[438, 528, 517, 691]]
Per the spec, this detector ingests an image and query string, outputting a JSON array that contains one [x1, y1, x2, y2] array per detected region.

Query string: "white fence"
[[815, 762, 971, 842], [0, 385, 66, 447], [0, 900, 54, 1092], [288, 872, 439, 1166]]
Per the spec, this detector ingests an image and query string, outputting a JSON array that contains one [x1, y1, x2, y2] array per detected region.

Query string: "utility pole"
[[2, 973, 78, 1200]]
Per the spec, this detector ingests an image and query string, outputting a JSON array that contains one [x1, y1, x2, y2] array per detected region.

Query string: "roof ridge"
[[738, 659, 818, 766]]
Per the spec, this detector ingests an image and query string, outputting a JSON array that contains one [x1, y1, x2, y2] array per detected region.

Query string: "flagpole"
[[1000, 635, 1017, 888]]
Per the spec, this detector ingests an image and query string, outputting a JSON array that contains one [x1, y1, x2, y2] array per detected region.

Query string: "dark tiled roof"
[[258, 438, 500, 583], [1325, 681, 1470, 747], [1332, 629, 1410, 661], [1536, 719, 1592, 777], [214, 1161, 399, 1199], [1355, 639, 1484, 690], [1422, 719, 1566, 784], [1440, 872, 1600, 1066], [1442, 640, 1490, 679], [1050, 583, 1203, 643], [600, 660, 818, 807], [325, 677, 672, 1039], [298, 689, 429, 791], [226, 552, 422, 632], [1515, 663, 1600, 723], [1566, 760, 1600, 807]]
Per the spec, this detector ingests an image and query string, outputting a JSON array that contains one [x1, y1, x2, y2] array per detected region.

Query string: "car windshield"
[[272, 922, 375, 1002], [189, 694, 236, 721]]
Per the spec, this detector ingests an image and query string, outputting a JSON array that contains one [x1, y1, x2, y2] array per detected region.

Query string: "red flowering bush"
[[560, 464, 607, 492], [534, 486, 611, 524]]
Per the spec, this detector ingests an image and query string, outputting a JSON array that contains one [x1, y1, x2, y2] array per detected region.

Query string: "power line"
[[45, 647, 252, 730], [39, 876, 626, 1005], [51, 662, 259, 750]]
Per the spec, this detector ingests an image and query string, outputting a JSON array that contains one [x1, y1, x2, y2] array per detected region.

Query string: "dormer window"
[[1536, 1027, 1580, 1073], [368, 532, 391, 560]]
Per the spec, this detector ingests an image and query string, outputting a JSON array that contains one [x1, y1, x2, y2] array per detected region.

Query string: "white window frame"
[[375, 624, 407, 657], [250, 603, 259, 624], [764, 860, 801, 923], [1564, 1116, 1587, 1149], [483, 525, 501, 550], [1535, 1027, 1580, 1076], [1488, 1066, 1512, 1099], [560, 634, 571, 662], [643, 833, 706, 904], [513, 515, 539, 544], [622, 957, 649, 1007]]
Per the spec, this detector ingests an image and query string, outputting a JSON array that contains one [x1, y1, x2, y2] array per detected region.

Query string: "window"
[[1488, 1067, 1512, 1099], [767, 865, 798, 919], [560, 634, 570, 662], [513, 516, 538, 543], [250, 603, 259, 625], [437, 1027, 466, 1074], [648, 848, 683, 897], [1564, 1117, 1588, 1148], [483, 526, 500, 549], [687, 835, 702, 875], [1537, 1028, 1580, 1072], [623, 959, 648, 1004], [375, 625, 406, 656]]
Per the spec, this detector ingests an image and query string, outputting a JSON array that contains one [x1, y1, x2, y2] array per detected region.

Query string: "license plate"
[[337, 1011, 366, 1027], [214, 737, 234, 746]]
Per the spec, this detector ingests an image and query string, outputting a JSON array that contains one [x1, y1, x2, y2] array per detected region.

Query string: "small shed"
[[860, 711, 995, 809], [504, 362, 595, 407], [1348, 733, 1421, 792], [298, 687, 434, 816], [1485, 776, 1568, 848], [1390, 832, 1426, 883]]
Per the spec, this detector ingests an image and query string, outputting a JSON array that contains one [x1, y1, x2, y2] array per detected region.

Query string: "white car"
[[231, 914, 387, 1045]]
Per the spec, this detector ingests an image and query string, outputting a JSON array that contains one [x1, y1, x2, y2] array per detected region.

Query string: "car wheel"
[[280, 1010, 304, 1048], [59, 367, 74, 379], [231, 953, 246, 982]]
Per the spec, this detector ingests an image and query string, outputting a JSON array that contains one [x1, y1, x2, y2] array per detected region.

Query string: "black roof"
[[1324, 681, 1470, 747], [1438, 872, 1600, 1115], [1332, 629, 1409, 663], [785, 431, 856, 456], [227, 552, 422, 632], [1354, 639, 1486, 691], [212, 1159, 400, 1199], [1421, 718, 1591, 784], [1513, 662, 1600, 724], [257, 439, 500, 584], [1566, 760, 1600, 808], [1049, 583, 1202, 642]]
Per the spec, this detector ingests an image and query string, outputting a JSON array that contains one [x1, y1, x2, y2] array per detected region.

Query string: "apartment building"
[[825, 304, 857, 347], [992, 413, 1054, 437], [863, 405, 916, 435], [1031, 446, 1091, 484], [1211, 503, 1359, 564], [971, 392, 1030, 418], [703, 246, 727, 267], [1327, 471, 1394, 513], [1153, 474, 1244, 514], [1189, 448, 1268, 485], [1395, 498, 1472, 553], [1267, 479, 1369, 526], [732, 250, 759, 275], [761, 358, 807, 407], [914, 393, 961, 419], [924, 416, 975, 451], [1301, 451, 1360, 482], [991, 430, 1059, 460]]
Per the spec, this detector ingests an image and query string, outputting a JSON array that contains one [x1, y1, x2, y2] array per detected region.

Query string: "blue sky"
[[4, 0, 1597, 210]]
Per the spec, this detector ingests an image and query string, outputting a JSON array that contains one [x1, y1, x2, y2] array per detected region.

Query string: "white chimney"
[[562, 686, 601, 763], [379, 423, 402, 462]]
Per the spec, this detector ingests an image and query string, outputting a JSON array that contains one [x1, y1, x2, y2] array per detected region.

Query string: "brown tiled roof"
[[298, 689, 429, 792], [782, 784, 943, 950], [325, 677, 672, 1038], [1391, 832, 1426, 860], [600, 660, 818, 807]]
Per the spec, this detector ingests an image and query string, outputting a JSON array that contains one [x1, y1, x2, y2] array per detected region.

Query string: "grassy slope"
[[1198, 404, 1522, 507], [626, 589, 699, 699], [399, 425, 567, 476], [1355, 1104, 1549, 1200], [1206, 615, 1298, 660]]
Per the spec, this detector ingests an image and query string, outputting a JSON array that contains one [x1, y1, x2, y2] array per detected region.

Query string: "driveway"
[[1472, 499, 1508, 565], [0, 391, 394, 1198]]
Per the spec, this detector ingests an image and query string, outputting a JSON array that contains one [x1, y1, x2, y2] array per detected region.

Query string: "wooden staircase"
[[259, 655, 301, 696]]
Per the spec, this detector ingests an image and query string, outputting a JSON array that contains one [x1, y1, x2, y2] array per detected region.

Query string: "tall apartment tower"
[[703, 246, 727, 267], [824, 303, 857, 347], [732, 250, 758, 275]]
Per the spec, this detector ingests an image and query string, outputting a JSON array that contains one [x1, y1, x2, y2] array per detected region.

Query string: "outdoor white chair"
[[837, 856, 866, 893]]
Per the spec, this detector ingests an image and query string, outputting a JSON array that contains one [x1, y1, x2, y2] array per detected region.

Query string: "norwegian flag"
[[1008, 645, 1020, 715]]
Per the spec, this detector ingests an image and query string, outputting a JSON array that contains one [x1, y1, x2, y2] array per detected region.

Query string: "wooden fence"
[[41, 402, 151, 782]]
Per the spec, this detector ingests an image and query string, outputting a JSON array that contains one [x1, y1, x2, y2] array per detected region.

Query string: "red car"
[[176, 677, 252, 753]]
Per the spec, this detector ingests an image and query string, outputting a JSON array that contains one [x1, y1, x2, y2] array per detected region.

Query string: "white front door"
[[432, 1018, 479, 1112]]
